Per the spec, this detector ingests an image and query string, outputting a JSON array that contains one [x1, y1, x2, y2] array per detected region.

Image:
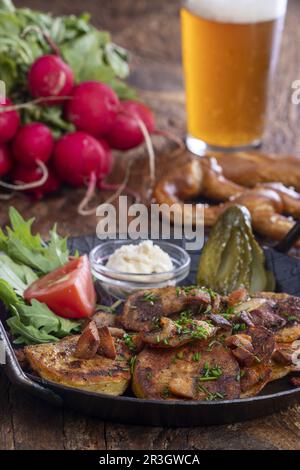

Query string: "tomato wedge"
[[24, 255, 96, 318]]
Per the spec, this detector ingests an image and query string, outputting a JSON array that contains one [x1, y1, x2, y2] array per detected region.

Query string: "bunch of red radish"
[[0, 53, 163, 212]]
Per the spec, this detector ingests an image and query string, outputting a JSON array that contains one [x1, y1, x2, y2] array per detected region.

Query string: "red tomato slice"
[[24, 255, 96, 318]]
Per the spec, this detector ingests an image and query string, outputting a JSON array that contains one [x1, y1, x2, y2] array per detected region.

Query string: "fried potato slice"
[[269, 362, 292, 382], [275, 325, 300, 343], [132, 341, 240, 401], [25, 335, 131, 396]]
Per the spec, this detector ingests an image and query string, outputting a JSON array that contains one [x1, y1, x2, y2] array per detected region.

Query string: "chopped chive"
[[142, 292, 159, 305], [192, 352, 201, 362]]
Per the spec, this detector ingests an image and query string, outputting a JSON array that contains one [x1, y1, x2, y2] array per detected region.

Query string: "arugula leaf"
[[16, 300, 80, 339], [7, 313, 59, 344], [0, 209, 81, 344], [57, 316, 81, 338], [45, 225, 70, 268], [17, 300, 62, 333], [0, 278, 19, 307], [0, 280, 80, 345], [7, 206, 43, 251], [0, 207, 70, 274]]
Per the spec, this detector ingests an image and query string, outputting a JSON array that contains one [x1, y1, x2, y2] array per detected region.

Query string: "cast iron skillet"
[[1, 231, 300, 427]]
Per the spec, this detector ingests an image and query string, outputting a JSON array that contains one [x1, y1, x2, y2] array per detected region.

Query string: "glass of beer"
[[181, 0, 288, 154]]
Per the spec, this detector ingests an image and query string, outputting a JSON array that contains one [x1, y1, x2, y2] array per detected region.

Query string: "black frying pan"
[[1, 228, 300, 427]]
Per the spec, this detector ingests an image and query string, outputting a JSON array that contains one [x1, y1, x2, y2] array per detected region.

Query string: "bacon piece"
[[131, 334, 144, 353], [108, 327, 126, 338], [226, 334, 256, 367], [98, 326, 117, 360], [225, 334, 253, 351], [272, 349, 293, 365], [75, 321, 100, 359]]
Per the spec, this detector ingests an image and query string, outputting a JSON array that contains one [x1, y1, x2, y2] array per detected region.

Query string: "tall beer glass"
[[181, 0, 288, 154]]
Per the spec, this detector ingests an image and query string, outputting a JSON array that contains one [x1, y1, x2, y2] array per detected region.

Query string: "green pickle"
[[197, 205, 275, 295]]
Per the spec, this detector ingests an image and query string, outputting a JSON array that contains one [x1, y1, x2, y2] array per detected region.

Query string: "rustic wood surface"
[[1, 0, 300, 451]]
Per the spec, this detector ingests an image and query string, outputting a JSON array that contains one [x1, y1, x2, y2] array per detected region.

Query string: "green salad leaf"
[[0, 280, 80, 345], [0, 0, 137, 136], [0, 254, 37, 296], [0, 207, 81, 344], [0, 207, 69, 274]]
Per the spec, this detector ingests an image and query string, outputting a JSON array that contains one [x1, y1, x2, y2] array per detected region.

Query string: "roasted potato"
[[25, 335, 131, 396]]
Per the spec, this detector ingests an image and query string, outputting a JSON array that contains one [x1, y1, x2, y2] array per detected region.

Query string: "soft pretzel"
[[202, 159, 300, 218], [154, 156, 300, 246], [207, 150, 300, 191]]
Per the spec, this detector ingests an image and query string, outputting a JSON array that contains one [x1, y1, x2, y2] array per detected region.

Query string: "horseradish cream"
[[106, 240, 174, 274]]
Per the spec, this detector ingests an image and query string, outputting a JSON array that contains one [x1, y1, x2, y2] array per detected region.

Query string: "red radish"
[[0, 98, 20, 144], [28, 55, 74, 104], [106, 99, 183, 151], [53, 131, 138, 216], [53, 131, 110, 187], [108, 99, 156, 187], [11, 165, 61, 199], [106, 100, 155, 150], [12, 123, 54, 167], [65, 81, 119, 137], [0, 145, 12, 177], [98, 138, 114, 177], [106, 99, 185, 190]]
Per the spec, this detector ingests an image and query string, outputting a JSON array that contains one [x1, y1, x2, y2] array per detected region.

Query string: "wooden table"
[[1, 0, 300, 450]]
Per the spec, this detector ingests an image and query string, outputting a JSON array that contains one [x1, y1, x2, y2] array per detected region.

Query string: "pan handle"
[[0, 321, 63, 407], [274, 220, 300, 254]]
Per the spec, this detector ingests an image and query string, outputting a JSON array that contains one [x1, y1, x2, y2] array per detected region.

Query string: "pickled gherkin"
[[197, 206, 275, 295]]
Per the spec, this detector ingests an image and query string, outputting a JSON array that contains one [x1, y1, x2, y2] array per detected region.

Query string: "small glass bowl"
[[89, 240, 191, 300]]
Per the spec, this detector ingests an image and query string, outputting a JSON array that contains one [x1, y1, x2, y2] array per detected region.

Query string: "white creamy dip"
[[106, 240, 174, 274]]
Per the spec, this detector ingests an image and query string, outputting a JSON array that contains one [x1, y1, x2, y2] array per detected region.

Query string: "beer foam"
[[185, 0, 288, 24]]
